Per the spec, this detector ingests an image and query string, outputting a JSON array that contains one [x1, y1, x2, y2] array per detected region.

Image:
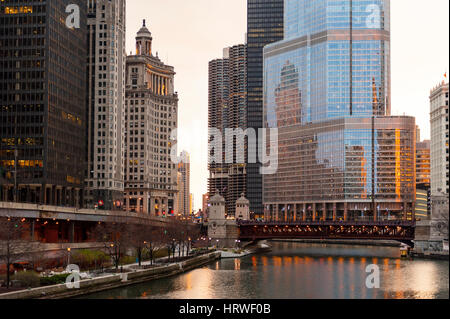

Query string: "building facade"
[[177, 151, 190, 215], [263, 0, 417, 222], [85, 0, 126, 210], [430, 81, 449, 195], [247, 0, 284, 216], [124, 21, 178, 216], [208, 45, 247, 217], [0, 0, 87, 206], [415, 139, 431, 219]]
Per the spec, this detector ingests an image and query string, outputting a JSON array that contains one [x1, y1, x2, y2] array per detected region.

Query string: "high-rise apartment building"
[[0, 1, 87, 206], [124, 21, 178, 216], [208, 45, 247, 217], [430, 81, 449, 195], [247, 0, 284, 216], [263, 0, 416, 222], [85, 0, 126, 210], [177, 151, 190, 215]]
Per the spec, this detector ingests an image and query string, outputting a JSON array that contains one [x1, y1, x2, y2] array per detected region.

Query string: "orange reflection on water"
[[251, 256, 258, 268], [294, 256, 302, 265], [234, 258, 241, 270], [284, 256, 293, 266], [261, 256, 268, 267], [273, 256, 282, 267], [186, 273, 193, 290]]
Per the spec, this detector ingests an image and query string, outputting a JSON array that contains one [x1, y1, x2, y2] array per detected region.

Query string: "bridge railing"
[[236, 219, 416, 227]]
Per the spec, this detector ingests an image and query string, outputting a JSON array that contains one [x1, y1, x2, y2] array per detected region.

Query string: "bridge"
[[237, 220, 416, 246], [0, 201, 197, 244]]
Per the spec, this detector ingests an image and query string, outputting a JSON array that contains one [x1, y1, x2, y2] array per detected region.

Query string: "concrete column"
[[344, 202, 348, 221], [333, 203, 337, 221], [69, 222, 75, 243], [274, 204, 279, 222], [322, 204, 327, 221], [302, 203, 306, 222], [293, 204, 297, 222], [126, 197, 130, 213], [312, 203, 316, 222], [30, 220, 35, 241], [143, 196, 149, 215], [285, 204, 288, 222]]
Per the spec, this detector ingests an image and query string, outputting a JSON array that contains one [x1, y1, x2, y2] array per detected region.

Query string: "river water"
[[83, 242, 449, 299]]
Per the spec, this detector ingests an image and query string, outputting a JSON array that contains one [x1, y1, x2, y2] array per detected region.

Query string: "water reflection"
[[82, 242, 449, 300]]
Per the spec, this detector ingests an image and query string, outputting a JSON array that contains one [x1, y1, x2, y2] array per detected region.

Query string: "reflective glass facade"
[[263, 0, 416, 221]]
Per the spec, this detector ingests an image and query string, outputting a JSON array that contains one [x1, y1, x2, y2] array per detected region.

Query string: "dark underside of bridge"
[[238, 221, 416, 247]]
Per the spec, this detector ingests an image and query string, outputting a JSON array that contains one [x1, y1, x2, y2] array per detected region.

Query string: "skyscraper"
[[85, 0, 126, 210], [178, 151, 190, 215], [0, 1, 87, 206], [124, 21, 178, 216], [263, 0, 416, 222], [247, 0, 284, 216], [430, 81, 449, 195], [208, 45, 247, 217]]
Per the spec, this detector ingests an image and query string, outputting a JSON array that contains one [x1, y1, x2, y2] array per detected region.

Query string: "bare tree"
[[93, 221, 128, 270], [0, 217, 31, 289]]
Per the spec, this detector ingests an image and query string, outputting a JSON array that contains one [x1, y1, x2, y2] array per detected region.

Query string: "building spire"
[[143, 19, 146, 27]]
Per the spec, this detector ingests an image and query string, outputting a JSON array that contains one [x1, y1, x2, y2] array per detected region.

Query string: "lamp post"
[[67, 248, 71, 267]]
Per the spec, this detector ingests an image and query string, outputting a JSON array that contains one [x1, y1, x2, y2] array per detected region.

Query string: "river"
[[82, 242, 449, 299]]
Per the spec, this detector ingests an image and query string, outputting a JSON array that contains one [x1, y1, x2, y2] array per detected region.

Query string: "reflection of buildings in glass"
[[274, 62, 303, 128]]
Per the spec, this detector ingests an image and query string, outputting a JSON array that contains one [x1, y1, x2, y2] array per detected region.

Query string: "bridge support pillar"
[[322, 204, 327, 221], [285, 204, 288, 222], [333, 203, 337, 221], [293, 205, 297, 222], [302, 203, 306, 221], [312, 203, 316, 222], [344, 202, 348, 221]]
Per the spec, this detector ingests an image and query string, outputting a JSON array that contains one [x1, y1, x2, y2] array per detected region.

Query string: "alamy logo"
[[170, 128, 279, 175], [365, 264, 380, 289], [66, 4, 80, 29], [65, 264, 81, 289]]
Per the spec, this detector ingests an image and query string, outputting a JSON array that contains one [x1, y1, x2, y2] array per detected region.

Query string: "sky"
[[126, 0, 450, 211]]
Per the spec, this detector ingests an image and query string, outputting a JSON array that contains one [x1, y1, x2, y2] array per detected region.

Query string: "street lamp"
[[67, 248, 71, 266]]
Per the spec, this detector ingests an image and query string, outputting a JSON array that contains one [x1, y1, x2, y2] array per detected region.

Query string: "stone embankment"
[[0, 251, 220, 299]]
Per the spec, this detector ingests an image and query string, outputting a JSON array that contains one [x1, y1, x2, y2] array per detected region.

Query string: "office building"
[[263, 0, 417, 221], [430, 81, 449, 195], [0, 0, 87, 206], [85, 0, 126, 210], [415, 139, 431, 219], [247, 0, 284, 216], [124, 21, 178, 216], [177, 151, 190, 215]]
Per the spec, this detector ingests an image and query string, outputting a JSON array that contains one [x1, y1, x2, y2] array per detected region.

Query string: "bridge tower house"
[[236, 193, 250, 220], [207, 191, 239, 248]]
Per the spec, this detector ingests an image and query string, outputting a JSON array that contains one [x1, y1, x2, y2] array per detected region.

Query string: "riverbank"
[[270, 239, 401, 247], [0, 251, 220, 299]]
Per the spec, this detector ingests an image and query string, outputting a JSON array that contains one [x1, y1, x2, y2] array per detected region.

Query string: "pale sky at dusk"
[[126, 0, 449, 211]]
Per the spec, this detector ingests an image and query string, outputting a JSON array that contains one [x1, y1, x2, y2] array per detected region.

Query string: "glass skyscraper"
[[247, 0, 284, 217], [263, 0, 416, 222], [0, 0, 87, 206]]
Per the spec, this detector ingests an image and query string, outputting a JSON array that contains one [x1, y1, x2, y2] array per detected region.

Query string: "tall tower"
[[208, 44, 247, 217], [124, 21, 178, 216], [430, 81, 449, 195], [246, 0, 284, 216], [263, 0, 416, 222], [85, 0, 126, 210], [0, 0, 87, 206], [178, 151, 191, 215]]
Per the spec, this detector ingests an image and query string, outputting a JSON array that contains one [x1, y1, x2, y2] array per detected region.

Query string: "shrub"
[[11, 271, 41, 288], [120, 256, 136, 265], [40, 273, 71, 286], [71, 249, 110, 270]]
